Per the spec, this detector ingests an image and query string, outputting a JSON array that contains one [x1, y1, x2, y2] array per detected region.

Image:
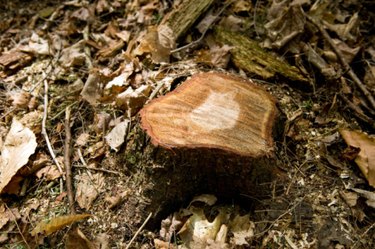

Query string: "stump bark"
[[135, 72, 281, 227]]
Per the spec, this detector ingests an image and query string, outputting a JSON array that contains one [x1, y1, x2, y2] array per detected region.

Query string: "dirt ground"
[[0, 0, 374, 248]]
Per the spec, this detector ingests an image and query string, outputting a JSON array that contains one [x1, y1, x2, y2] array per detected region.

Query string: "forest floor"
[[0, 0, 375, 248]]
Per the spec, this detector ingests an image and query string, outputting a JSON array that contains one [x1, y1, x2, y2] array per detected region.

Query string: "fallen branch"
[[339, 94, 374, 127], [304, 13, 375, 110], [158, 0, 215, 50], [64, 106, 75, 214], [41, 74, 65, 181], [125, 212, 152, 249], [171, 0, 232, 53], [5, 203, 30, 249], [73, 165, 121, 176]]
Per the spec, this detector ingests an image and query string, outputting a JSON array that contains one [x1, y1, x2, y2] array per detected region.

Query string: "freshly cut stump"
[[135, 72, 280, 227], [141, 72, 276, 156]]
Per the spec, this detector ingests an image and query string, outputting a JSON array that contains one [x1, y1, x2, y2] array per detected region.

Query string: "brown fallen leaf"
[[20, 32, 52, 56], [81, 73, 103, 106], [154, 238, 176, 249], [31, 214, 91, 236], [115, 85, 152, 115], [65, 227, 96, 249], [264, 4, 306, 49], [59, 40, 87, 68], [75, 173, 105, 210], [0, 203, 21, 230], [8, 90, 31, 109], [229, 214, 255, 246], [350, 188, 375, 209], [135, 27, 171, 63], [0, 118, 37, 194], [340, 129, 375, 187]]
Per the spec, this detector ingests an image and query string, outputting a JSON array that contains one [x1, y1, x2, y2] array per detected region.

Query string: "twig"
[[77, 148, 93, 179], [64, 106, 75, 214], [77, 148, 88, 167], [125, 212, 152, 249], [41, 74, 65, 180], [4, 203, 30, 249], [73, 165, 121, 176], [255, 198, 304, 237], [149, 80, 166, 100], [339, 94, 374, 126], [304, 13, 375, 110], [0, 107, 15, 121], [83, 25, 93, 69], [352, 222, 375, 249], [42, 5, 64, 31]]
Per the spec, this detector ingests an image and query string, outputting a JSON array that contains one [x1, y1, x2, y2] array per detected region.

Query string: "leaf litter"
[[0, 0, 374, 248]]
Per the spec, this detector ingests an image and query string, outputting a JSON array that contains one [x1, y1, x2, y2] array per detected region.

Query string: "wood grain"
[[140, 72, 277, 157]]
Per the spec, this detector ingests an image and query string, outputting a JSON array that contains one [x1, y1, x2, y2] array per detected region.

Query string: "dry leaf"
[[189, 194, 217, 207], [115, 30, 131, 43], [97, 39, 125, 60], [232, 0, 252, 13], [71, 7, 94, 23], [94, 233, 110, 249], [35, 165, 62, 181], [105, 72, 131, 92], [340, 191, 358, 207], [364, 63, 375, 91], [20, 198, 40, 223], [66, 227, 96, 249], [330, 39, 360, 64], [350, 188, 375, 209], [96, 0, 110, 14], [76, 133, 91, 147], [178, 207, 225, 248], [59, 41, 87, 68], [75, 173, 105, 210], [324, 12, 359, 41], [116, 85, 152, 115], [229, 214, 255, 246], [105, 190, 129, 209], [31, 214, 91, 236], [209, 44, 232, 68], [8, 90, 31, 109], [87, 141, 106, 159], [196, 11, 217, 34], [94, 112, 111, 135], [135, 27, 171, 63], [81, 73, 102, 106], [340, 129, 375, 187], [154, 238, 176, 249], [20, 32, 51, 55], [0, 203, 21, 230], [0, 119, 37, 193], [105, 120, 129, 152], [264, 4, 306, 49], [160, 213, 184, 241]]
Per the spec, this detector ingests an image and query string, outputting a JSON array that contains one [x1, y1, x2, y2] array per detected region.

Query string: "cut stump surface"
[[140, 72, 277, 157]]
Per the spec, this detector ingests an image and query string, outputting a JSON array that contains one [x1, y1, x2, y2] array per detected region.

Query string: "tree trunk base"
[[122, 140, 281, 229]]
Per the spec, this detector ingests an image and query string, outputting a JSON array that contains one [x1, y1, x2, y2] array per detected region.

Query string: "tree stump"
[[141, 72, 277, 156], [136, 72, 280, 227]]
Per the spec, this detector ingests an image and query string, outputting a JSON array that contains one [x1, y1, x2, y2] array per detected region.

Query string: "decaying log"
[[157, 0, 215, 49], [214, 27, 308, 84], [129, 72, 282, 227]]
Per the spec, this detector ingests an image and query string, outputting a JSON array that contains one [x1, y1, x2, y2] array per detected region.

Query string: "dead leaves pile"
[[0, 0, 375, 248], [155, 194, 256, 249]]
